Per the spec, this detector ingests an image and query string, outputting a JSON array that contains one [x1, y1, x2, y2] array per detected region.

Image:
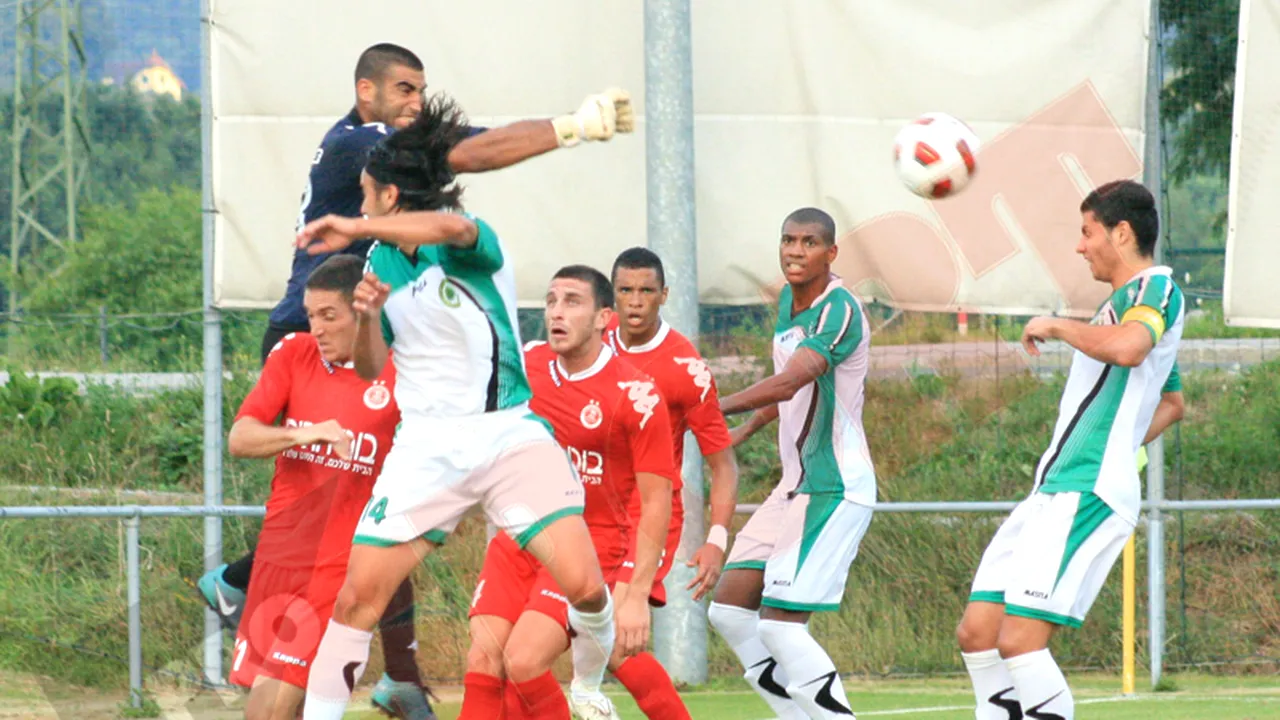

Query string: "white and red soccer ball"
[[893, 112, 980, 199]]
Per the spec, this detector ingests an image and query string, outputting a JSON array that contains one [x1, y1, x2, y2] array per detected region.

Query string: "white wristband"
[[706, 525, 729, 551], [551, 115, 583, 148]]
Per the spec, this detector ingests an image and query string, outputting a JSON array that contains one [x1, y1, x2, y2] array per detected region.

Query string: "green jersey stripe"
[[791, 384, 821, 494], [1037, 365, 1112, 486], [450, 281, 501, 412]]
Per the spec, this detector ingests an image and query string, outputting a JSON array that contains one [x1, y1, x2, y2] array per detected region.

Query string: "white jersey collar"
[[803, 274, 846, 309], [615, 319, 671, 354], [317, 342, 356, 374], [1125, 265, 1173, 283], [556, 344, 614, 382]]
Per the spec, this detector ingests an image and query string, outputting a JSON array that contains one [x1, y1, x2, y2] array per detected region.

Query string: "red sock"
[[511, 672, 571, 719], [503, 681, 532, 720], [614, 652, 691, 720], [460, 672, 506, 720]]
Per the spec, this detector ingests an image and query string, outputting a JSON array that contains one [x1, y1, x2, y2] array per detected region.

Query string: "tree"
[[15, 186, 202, 367], [12, 185, 266, 370], [0, 84, 201, 309], [1161, 0, 1240, 184]]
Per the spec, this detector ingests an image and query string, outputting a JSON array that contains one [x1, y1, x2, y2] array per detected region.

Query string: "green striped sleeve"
[[797, 289, 863, 366]]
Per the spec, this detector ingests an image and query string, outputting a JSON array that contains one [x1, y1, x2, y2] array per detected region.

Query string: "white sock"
[[567, 586, 615, 694], [708, 603, 809, 720], [962, 649, 1022, 720], [1006, 648, 1073, 720], [758, 618, 855, 718], [302, 620, 373, 720]]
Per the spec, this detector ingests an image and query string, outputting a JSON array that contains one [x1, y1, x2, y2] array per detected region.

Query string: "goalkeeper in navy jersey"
[[196, 40, 633, 719]]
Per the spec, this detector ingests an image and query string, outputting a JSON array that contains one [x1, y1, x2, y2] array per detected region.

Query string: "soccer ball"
[[892, 112, 981, 199]]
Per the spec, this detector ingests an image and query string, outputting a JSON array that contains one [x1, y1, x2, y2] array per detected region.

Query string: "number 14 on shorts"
[[363, 497, 388, 525]]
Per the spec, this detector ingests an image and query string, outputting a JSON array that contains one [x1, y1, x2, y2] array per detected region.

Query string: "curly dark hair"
[[364, 93, 471, 212]]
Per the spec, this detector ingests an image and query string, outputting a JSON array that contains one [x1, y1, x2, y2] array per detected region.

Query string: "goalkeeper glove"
[[552, 88, 635, 148]]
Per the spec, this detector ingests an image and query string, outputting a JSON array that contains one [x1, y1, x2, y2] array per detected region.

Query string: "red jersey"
[[235, 333, 399, 570], [525, 342, 678, 564], [605, 318, 733, 485]]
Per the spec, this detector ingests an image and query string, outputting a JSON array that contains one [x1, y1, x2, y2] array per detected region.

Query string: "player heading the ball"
[[957, 179, 1185, 720], [293, 92, 633, 720]]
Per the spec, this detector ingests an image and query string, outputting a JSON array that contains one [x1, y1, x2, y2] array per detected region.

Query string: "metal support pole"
[[99, 304, 108, 364], [1143, 0, 1166, 689], [644, 0, 705, 685], [1147, 438, 1166, 688], [125, 515, 143, 709], [200, 0, 225, 684]]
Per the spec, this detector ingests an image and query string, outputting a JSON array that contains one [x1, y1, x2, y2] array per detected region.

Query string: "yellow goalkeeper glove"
[[552, 88, 634, 147]]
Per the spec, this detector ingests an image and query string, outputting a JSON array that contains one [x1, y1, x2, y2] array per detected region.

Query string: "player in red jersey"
[[599, 247, 741, 716], [225, 255, 400, 720], [466, 265, 679, 720], [606, 247, 739, 601]]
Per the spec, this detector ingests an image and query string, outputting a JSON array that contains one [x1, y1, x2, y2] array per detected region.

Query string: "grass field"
[[3, 672, 1278, 719], [415, 674, 1280, 720]]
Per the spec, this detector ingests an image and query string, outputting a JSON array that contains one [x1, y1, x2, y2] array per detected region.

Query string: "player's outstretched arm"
[[299, 212, 478, 255], [1021, 316, 1155, 367], [719, 347, 829, 416], [728, 405, 779, 447], [1143, 390, 1185, 444], [228, 416, 352, 460], [357, 212, 478, 251], [446, 88, 634, 172], [448, 120, 558, 173]]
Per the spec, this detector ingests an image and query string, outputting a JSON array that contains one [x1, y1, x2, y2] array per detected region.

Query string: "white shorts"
[[724, 483, 873, 613], [353, 407, 585, 549], [970, 491, 1134, 627]]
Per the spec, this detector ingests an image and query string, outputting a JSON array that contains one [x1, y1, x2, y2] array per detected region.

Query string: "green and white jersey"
[[364, 215, 530, 420], [773, 276, 876, 505], [1033, 265, 1185, 523]]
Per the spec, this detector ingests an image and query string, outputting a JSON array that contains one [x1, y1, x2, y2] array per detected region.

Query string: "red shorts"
[[229, 560, 344, 689], [468, 533, 625, 629], [617, 491, 684, 607]]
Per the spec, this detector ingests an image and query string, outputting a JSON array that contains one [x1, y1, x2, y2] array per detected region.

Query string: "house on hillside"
[[102, 49, 186, 101]]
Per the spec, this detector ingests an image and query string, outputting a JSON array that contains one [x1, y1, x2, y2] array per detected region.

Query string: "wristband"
[[706, 524, 728, 552], [551, 115, 584, 148]]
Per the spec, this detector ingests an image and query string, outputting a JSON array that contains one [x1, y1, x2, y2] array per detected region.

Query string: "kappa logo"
[[363, 381, 391, 411], [674, 356, 713, 402], [580, 399, 603, 429], [271, 651, 307, 667], [618, 380, 659, 429]]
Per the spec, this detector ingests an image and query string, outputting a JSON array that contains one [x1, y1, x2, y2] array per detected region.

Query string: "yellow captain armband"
[[1121, 305, 1166, 344], [1137, 445, 1149, 473]]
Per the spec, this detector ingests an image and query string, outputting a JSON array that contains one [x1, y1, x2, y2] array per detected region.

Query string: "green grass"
[[4, 672, 1275, 719], [381, 674, 1280, 719], [1, 361, 1279, 689]]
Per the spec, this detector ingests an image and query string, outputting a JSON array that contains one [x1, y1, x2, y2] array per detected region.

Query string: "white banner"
[[210, 0, 1149, 315], [1225, 0, 1280, 328]]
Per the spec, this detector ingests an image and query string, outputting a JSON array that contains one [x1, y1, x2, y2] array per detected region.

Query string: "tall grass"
[[0, 360, 1277, 688]]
